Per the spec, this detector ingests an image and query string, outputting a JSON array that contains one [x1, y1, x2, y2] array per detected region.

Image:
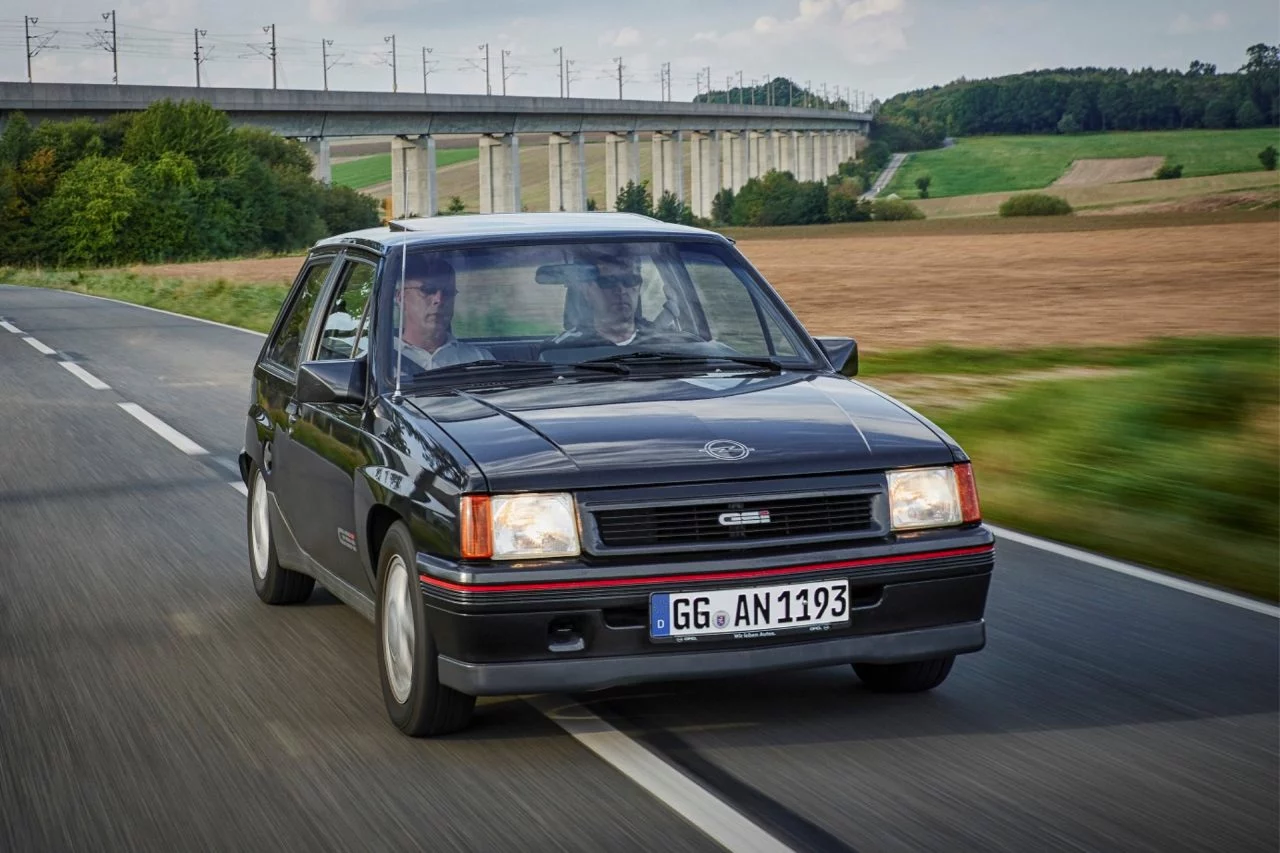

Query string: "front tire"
[[853, 656, 955, 693], [376, 521, 475, 737], [247, 466, 314, 605]]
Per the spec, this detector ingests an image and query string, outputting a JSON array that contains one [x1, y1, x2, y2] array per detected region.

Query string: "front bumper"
[[439, 620, 985, 695], [418, 530, 995, 696]]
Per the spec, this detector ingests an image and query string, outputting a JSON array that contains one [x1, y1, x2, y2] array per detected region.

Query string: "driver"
[[396, 253, 493, 370], [552, 248, 659, 346]]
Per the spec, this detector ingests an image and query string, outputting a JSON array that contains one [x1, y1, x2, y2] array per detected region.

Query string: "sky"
[[0, 0, 1275, 103]]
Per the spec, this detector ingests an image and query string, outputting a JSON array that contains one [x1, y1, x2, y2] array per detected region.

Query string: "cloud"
[[613, 27, 641, 48], [1169, 10, 1230, 35], [690, 0, 909, 66]]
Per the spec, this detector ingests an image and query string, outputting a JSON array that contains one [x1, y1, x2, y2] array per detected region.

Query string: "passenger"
[[396, 254, 493, 370]]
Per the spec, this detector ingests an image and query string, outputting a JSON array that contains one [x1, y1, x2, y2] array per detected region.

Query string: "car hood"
[[407, 372, 957, 491]]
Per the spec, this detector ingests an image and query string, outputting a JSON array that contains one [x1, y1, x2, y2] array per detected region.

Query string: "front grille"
[[593, 493, 877, 548]]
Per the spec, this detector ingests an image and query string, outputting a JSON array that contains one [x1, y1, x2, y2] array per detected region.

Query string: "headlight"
[[887, 466, 963, 530], [460, 493, 580, 560]]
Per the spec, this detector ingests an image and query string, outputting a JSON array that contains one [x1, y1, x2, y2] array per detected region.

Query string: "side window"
[[684, 255, 799, 356], [314, 260, 376, 361], [267, 259, 334, 371]]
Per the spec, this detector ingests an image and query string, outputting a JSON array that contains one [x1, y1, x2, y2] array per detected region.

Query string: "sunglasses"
[[595, 273, 641, 290]]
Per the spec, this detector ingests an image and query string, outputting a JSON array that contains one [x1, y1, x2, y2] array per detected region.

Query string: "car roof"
[[313, 212, 727, 253]]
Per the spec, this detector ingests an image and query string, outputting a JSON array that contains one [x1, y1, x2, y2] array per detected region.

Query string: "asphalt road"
[[2, 283, 1277, 853]]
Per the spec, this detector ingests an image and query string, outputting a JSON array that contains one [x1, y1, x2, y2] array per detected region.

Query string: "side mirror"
[[815, 337, 858, 375], [296, 357, 367, 405]]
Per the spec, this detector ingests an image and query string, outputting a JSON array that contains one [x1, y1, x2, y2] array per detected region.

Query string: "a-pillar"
[[604, 131, 640, 210], [689, 130, 722, 220], [391, 135, 436, 218], [548, 132, 587, 212], [479, 133, 521, 214], [651, 131, 683, 202], [305, 137, 331, 185]]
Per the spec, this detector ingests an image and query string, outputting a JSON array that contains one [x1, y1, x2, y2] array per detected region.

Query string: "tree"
[[1056, 112, 1082, 134], [710, 188, 735, 224], [914, 174, 932, 198], [1260, 145, 1278, 170], [122, 100, 236, 178], [39, 155, 138, 266], [1236, 100, 1265, 128], [614, 180, 653, 215], [443, 196, 466, 215], [0, 112, 35, 168], [652, 190, 693, 225]]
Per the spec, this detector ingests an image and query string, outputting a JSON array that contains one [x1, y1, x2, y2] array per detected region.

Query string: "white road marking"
[[59, 361, 111, 390], [117, 403, 208, 456], [23, 336, 56, 355], [0, 320, 22, 334], [988, 523, 1279, 619], [528, 696, 794, 853], [229, 481, 249, 496]]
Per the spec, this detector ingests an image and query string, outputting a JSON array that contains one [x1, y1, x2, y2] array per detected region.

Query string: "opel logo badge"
[[703, 439, 752, 461]]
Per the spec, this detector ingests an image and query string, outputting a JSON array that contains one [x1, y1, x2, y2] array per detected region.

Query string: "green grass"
[[0, 268, 289, 333], [923, 346, 1279, 602], [332, 149, 480, 190], [884, 129, 1280, 199]]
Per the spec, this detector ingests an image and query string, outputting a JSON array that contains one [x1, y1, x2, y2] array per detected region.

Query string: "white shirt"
[[397, 335, 494, 371]]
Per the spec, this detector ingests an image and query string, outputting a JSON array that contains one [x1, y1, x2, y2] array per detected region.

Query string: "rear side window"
[[266, 258, 334, 371], [314, 259, 376, 361]]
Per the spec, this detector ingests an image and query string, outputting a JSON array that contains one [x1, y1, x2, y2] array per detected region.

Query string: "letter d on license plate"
[[650, 579, 851, 640]]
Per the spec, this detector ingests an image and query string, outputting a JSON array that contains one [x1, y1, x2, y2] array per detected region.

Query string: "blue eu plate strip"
[[650, 593, 671, 637]]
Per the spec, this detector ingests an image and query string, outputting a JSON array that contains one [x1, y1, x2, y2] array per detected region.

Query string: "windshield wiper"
[[579, 351, 784, 372], [409, 358, 630, 378]]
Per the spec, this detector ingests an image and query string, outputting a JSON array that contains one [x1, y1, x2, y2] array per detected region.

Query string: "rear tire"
[[853, 656, 955, 693], [376, 521, 475, 737], [247, 466, 314, 605]]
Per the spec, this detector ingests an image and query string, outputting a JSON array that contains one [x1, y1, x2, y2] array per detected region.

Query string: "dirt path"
[[1052, 157, 1165, 186], [120, 220, 1280, 353]]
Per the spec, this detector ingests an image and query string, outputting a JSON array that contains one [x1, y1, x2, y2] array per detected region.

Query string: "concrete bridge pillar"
[[793, 132, 810, 182], [391, 135, 436, 218], [826, 132, 839, 177], [812, 132, 828, 181], [305, 137, 331, 185], [747, 131, 768, 179], [651, 131, 683, 202], [781, 131, 798, 178], [479, 133, 520, 214], [548, 132, 587, 212], [604, 132, 640, 210], [723, 131, 749, 192], [689, 130, 722, 220]]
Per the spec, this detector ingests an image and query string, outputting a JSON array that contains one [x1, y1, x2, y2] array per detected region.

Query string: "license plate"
[[650, 579, 851, 640]]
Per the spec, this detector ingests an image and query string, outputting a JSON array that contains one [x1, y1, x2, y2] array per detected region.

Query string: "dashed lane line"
[[0, 320, 22, 334], [23, 336, 57, 355], [117, 403, 209, 456], [59, 361, 112, 390]]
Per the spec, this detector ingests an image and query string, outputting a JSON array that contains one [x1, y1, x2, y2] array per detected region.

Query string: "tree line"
[[877, 43, 1279, 142], [0, 100, 381, 268]]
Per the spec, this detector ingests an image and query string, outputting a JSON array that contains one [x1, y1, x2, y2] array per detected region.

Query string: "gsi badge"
[[718, 510, 771, 526]]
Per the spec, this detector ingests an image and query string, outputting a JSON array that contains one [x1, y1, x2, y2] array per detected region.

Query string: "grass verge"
[[885, 129, 1280, 199], [862, 339, 1278, 601], [2, 266, 1274, 600], [0, 267, 289, 333]]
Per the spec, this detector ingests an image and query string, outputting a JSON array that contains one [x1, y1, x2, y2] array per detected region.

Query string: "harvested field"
[[120, 219, 1280, 354], [1051, 156, 1165, 186]]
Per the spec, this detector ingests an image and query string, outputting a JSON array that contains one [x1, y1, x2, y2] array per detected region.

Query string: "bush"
[[827, 179, 871, 222], [869, 199, 925, 221], [998, 193, 1073, 217], [914, 174, 932, 198], [1154, 162, 1183, 179], [1260, 145, 1278, 171]]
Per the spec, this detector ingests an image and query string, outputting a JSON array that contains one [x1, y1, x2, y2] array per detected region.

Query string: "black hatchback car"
[[241, 213, 994, 736]]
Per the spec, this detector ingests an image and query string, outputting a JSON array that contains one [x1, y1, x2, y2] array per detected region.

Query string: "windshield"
[[382, 239, 817, 387]]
